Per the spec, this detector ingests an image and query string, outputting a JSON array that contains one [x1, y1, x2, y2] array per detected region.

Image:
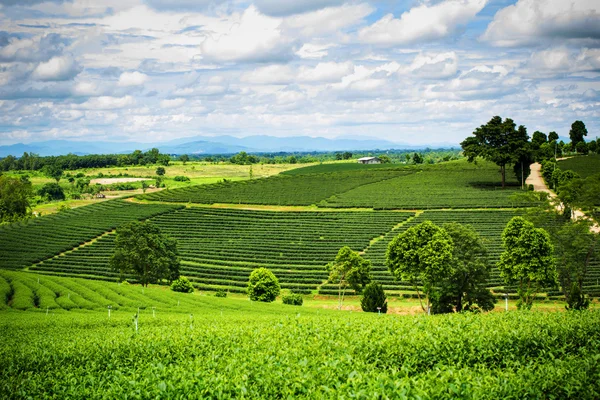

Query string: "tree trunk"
[[456, 293, 463, 313], [501, 164, 506, 189], [338, 282, 343, 310]]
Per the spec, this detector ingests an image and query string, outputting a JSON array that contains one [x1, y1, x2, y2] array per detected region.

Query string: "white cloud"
[[359, 0, 487, 45], [118, 71, 148, 87], [80, 95, 135, 110], [31, 56, 82, 81], [403, 52, 458, 79], [483, 0, 600, 47], [284, 4, 374, 37], [160, 98, 186, 109], [254, 0, 345, 16], [241, 65, 296, 84], [298, 62, 354, 83], [295, 43, 334, 59], [200, 6, 294, 63]]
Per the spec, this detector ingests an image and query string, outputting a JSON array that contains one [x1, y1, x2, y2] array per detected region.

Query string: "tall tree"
[[431, 223, 496, 313], [387, 221, 454, 313], [110, 221, 180, 286], [461, 116, 530, 188], [327, 246, 371, 310], [497, 217, 556, 310], [569, 120, 587, 149], [0, 176, 32, 222]]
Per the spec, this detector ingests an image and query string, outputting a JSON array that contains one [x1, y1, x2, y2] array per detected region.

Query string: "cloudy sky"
[[0, 0, 598, 146]]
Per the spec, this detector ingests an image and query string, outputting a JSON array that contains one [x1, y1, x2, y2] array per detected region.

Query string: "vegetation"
[[360, 282, 387, 313], [497, 217, 556, 310], [569, 120, 588, 151], [247, 268, 280, 302], [281, 293, 303, 306], [327, 246, 371, 310], [461, 116, 531, 188], [387, 221, 454, 312], [0, 175, 32, 223], [110, 221, 180, 287], [171, 276, 194, 293]]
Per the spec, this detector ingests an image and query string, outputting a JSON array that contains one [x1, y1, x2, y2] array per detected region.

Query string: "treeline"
[[0, 148, 171, 172]]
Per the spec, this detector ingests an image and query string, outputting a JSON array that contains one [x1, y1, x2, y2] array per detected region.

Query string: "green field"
[[1, 281, 599, 398], [558, 154, 600, 178]]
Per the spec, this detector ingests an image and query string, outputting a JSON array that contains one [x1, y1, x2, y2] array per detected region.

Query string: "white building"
[[357, 157, 381, 164]]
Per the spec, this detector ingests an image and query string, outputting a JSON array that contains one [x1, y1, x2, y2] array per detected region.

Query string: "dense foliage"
[[281, 293, 303, 306], [247, 268, 280, 302], [0, 175, 32, 223], [111, 221, 180, 287], [171, 276, 194, 293], [360, 282, 388, 313], [327, 246, 371, 309]]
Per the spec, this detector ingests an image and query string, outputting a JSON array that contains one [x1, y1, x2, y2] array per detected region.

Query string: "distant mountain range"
[[0, 135, 457, 157]]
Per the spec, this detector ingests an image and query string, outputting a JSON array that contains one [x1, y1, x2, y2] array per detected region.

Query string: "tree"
[[412, 153, 423, 164], [430, 223, 496, 313], [554, 220, 596, 310], [548, 131, 559, 142], [179, 154, 190, 165], [342, 152, 353, 160], [38, 183, 65, 201], [42, 164, 63, 183], [110, 221, 180, 287], [461, 116, 530, 188], [497, 217, 556, 310], [247, 267, 280, 302], [360, 282, 387, 313], [569, 120, 587, 149], [171, 276, 194, 293], [0, 176, 32, 222], [327, 246, 371, 310], [378, 155, 391, 164], [531, 131, 547, 149], [158, 154, 171, 166], [156, 167, 166, 176], [387, 221, 454, 313]]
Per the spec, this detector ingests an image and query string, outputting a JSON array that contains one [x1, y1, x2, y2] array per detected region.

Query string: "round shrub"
[[282, 293, 303, 306], [247, 268, 280, 302], [215, 289, 227, 298], [171, 276, 194, 293], [360, 282, 388, 313]]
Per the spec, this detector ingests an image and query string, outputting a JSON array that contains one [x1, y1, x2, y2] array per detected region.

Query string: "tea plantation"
[[1, 280, 599, 399]]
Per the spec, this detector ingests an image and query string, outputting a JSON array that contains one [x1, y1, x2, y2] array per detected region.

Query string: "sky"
[[0, 0, 598, 146]]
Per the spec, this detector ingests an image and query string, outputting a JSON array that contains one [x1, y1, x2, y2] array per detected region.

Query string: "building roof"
[[357, 157, 380, 161]]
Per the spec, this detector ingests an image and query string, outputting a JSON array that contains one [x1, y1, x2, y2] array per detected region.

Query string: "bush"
[[174, 176, 190, 182], [247, 268, 280, 302], [215, 289, 227, 298], [171, 277, 194, 293], [38, 183, 65, 201], [360, 282, 388, 313], [282, 293, 303, 306]]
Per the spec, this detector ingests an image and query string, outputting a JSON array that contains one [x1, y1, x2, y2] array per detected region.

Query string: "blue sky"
[[0, 0, 598, 146]]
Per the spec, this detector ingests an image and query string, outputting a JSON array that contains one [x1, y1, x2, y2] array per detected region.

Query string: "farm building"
[[357, 157, 381, 164]]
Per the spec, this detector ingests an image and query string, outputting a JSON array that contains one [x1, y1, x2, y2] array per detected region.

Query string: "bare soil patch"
[[91, 177, 152, 184]]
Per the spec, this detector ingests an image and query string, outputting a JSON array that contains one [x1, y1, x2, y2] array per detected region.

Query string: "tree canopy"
[[0, 175, 32, 223], [387, 221, 454, 312], [327, 246, 371, 310], [110, 221, 180, 287], [461, 116, 531, 188], [247, 268, 280, 302], [497, 216, 556, 309], [569, 120, 587, 149]]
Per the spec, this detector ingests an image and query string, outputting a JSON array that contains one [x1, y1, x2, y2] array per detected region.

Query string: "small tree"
[[0, 175, 32, 222], [110, 221, 180, 287], [179, 154, 190, 165], [412, 153, 423, 164], [38, 183, 65, 201], [327, 246, 371, 310], [156, 167, 166, 176], [42, 164, 63, 183], [497, 217, 556, 310], [248, 268, 280, 302], [360, 282, 387, 313], [569, 120, 587, 150], [387, 221, 454, 313], [171, 276, 194, 293]]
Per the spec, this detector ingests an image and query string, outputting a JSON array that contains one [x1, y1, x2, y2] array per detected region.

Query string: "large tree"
[[430, 223, 496, 313], [461, 116, 530, 188], [327, 246, 371, 310], [569, 120, 587, 150], [0, 175, 32, 222], [497, 217, 556, 310], [110, 221, 180, 286], [386, 221, 454, 313]]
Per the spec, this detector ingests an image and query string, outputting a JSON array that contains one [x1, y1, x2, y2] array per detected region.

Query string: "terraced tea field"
[[31, 208, 414, 293]]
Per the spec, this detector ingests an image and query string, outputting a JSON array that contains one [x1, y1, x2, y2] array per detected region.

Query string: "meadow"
[[558, 154, 600, 178]]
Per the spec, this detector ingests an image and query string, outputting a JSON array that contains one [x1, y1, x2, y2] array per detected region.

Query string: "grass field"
[[558, 154, 600, 178]]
